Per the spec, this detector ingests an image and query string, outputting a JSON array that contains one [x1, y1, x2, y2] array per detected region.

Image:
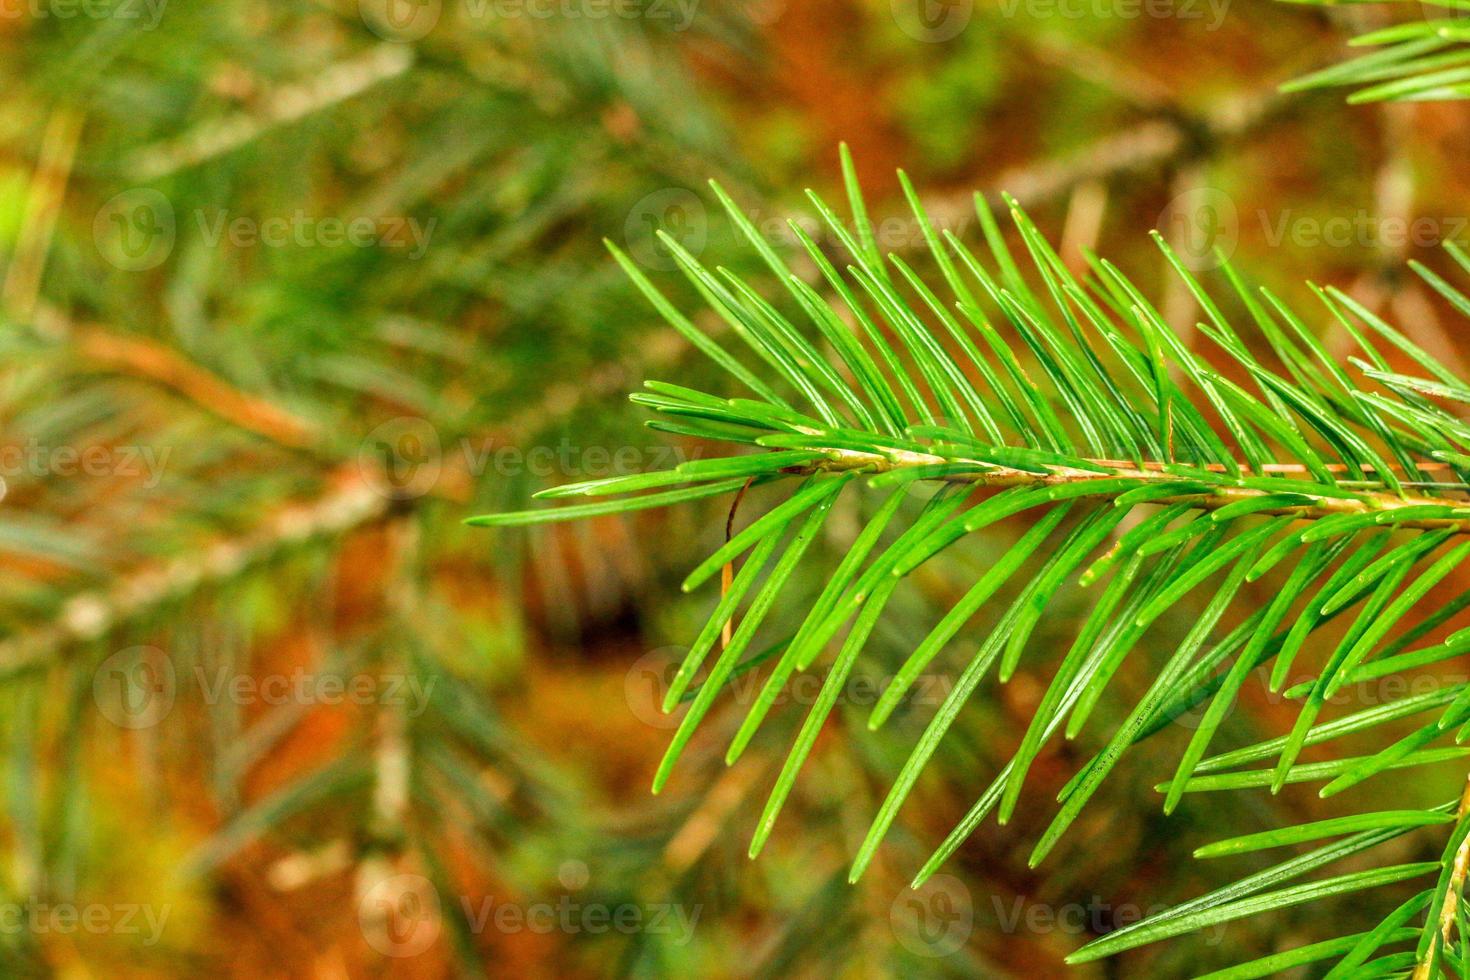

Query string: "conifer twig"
[[125, 45, 415, 180], [921, 83, 1297, 226], [1418, 773, 1470, 980], [797, 449, 1470, 533], [71, 323, 321, 451]]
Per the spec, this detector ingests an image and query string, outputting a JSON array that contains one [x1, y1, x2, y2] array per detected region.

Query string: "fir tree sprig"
[[1285, 0, 1470, 103], [473, 148, 1470, 973]]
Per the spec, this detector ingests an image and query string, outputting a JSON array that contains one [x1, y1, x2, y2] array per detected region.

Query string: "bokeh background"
[[2, 0, 1470, 976]]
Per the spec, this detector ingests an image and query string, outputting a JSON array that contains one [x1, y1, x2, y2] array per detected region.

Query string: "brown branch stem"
[[1417, 774, 1470, 980], [796, 448, 1470, 534]]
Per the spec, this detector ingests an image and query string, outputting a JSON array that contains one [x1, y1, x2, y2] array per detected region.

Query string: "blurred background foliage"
[[0, 0, 1468, 976]]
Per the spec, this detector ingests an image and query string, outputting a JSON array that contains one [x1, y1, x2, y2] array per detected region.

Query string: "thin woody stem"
[[1417, 774, 1470, 980], [791, 448, 1470, 534]]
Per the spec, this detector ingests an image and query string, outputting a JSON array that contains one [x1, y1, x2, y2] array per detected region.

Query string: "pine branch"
[[1283, 0, 1470, 104], [0, 463, 388, 678], [124, 44, 416, 180], [474, 156, 1470, 972], [1419, 774, 1470, 979], [69, 317, 322, 451], [924, 80, 1296, 224], [0, 303, 708, 677], [799, 449, 1470, 533], [1, 6, 785, 971]]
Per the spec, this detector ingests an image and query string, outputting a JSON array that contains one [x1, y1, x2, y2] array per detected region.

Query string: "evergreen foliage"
[[476, 144, 1470, 974]]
